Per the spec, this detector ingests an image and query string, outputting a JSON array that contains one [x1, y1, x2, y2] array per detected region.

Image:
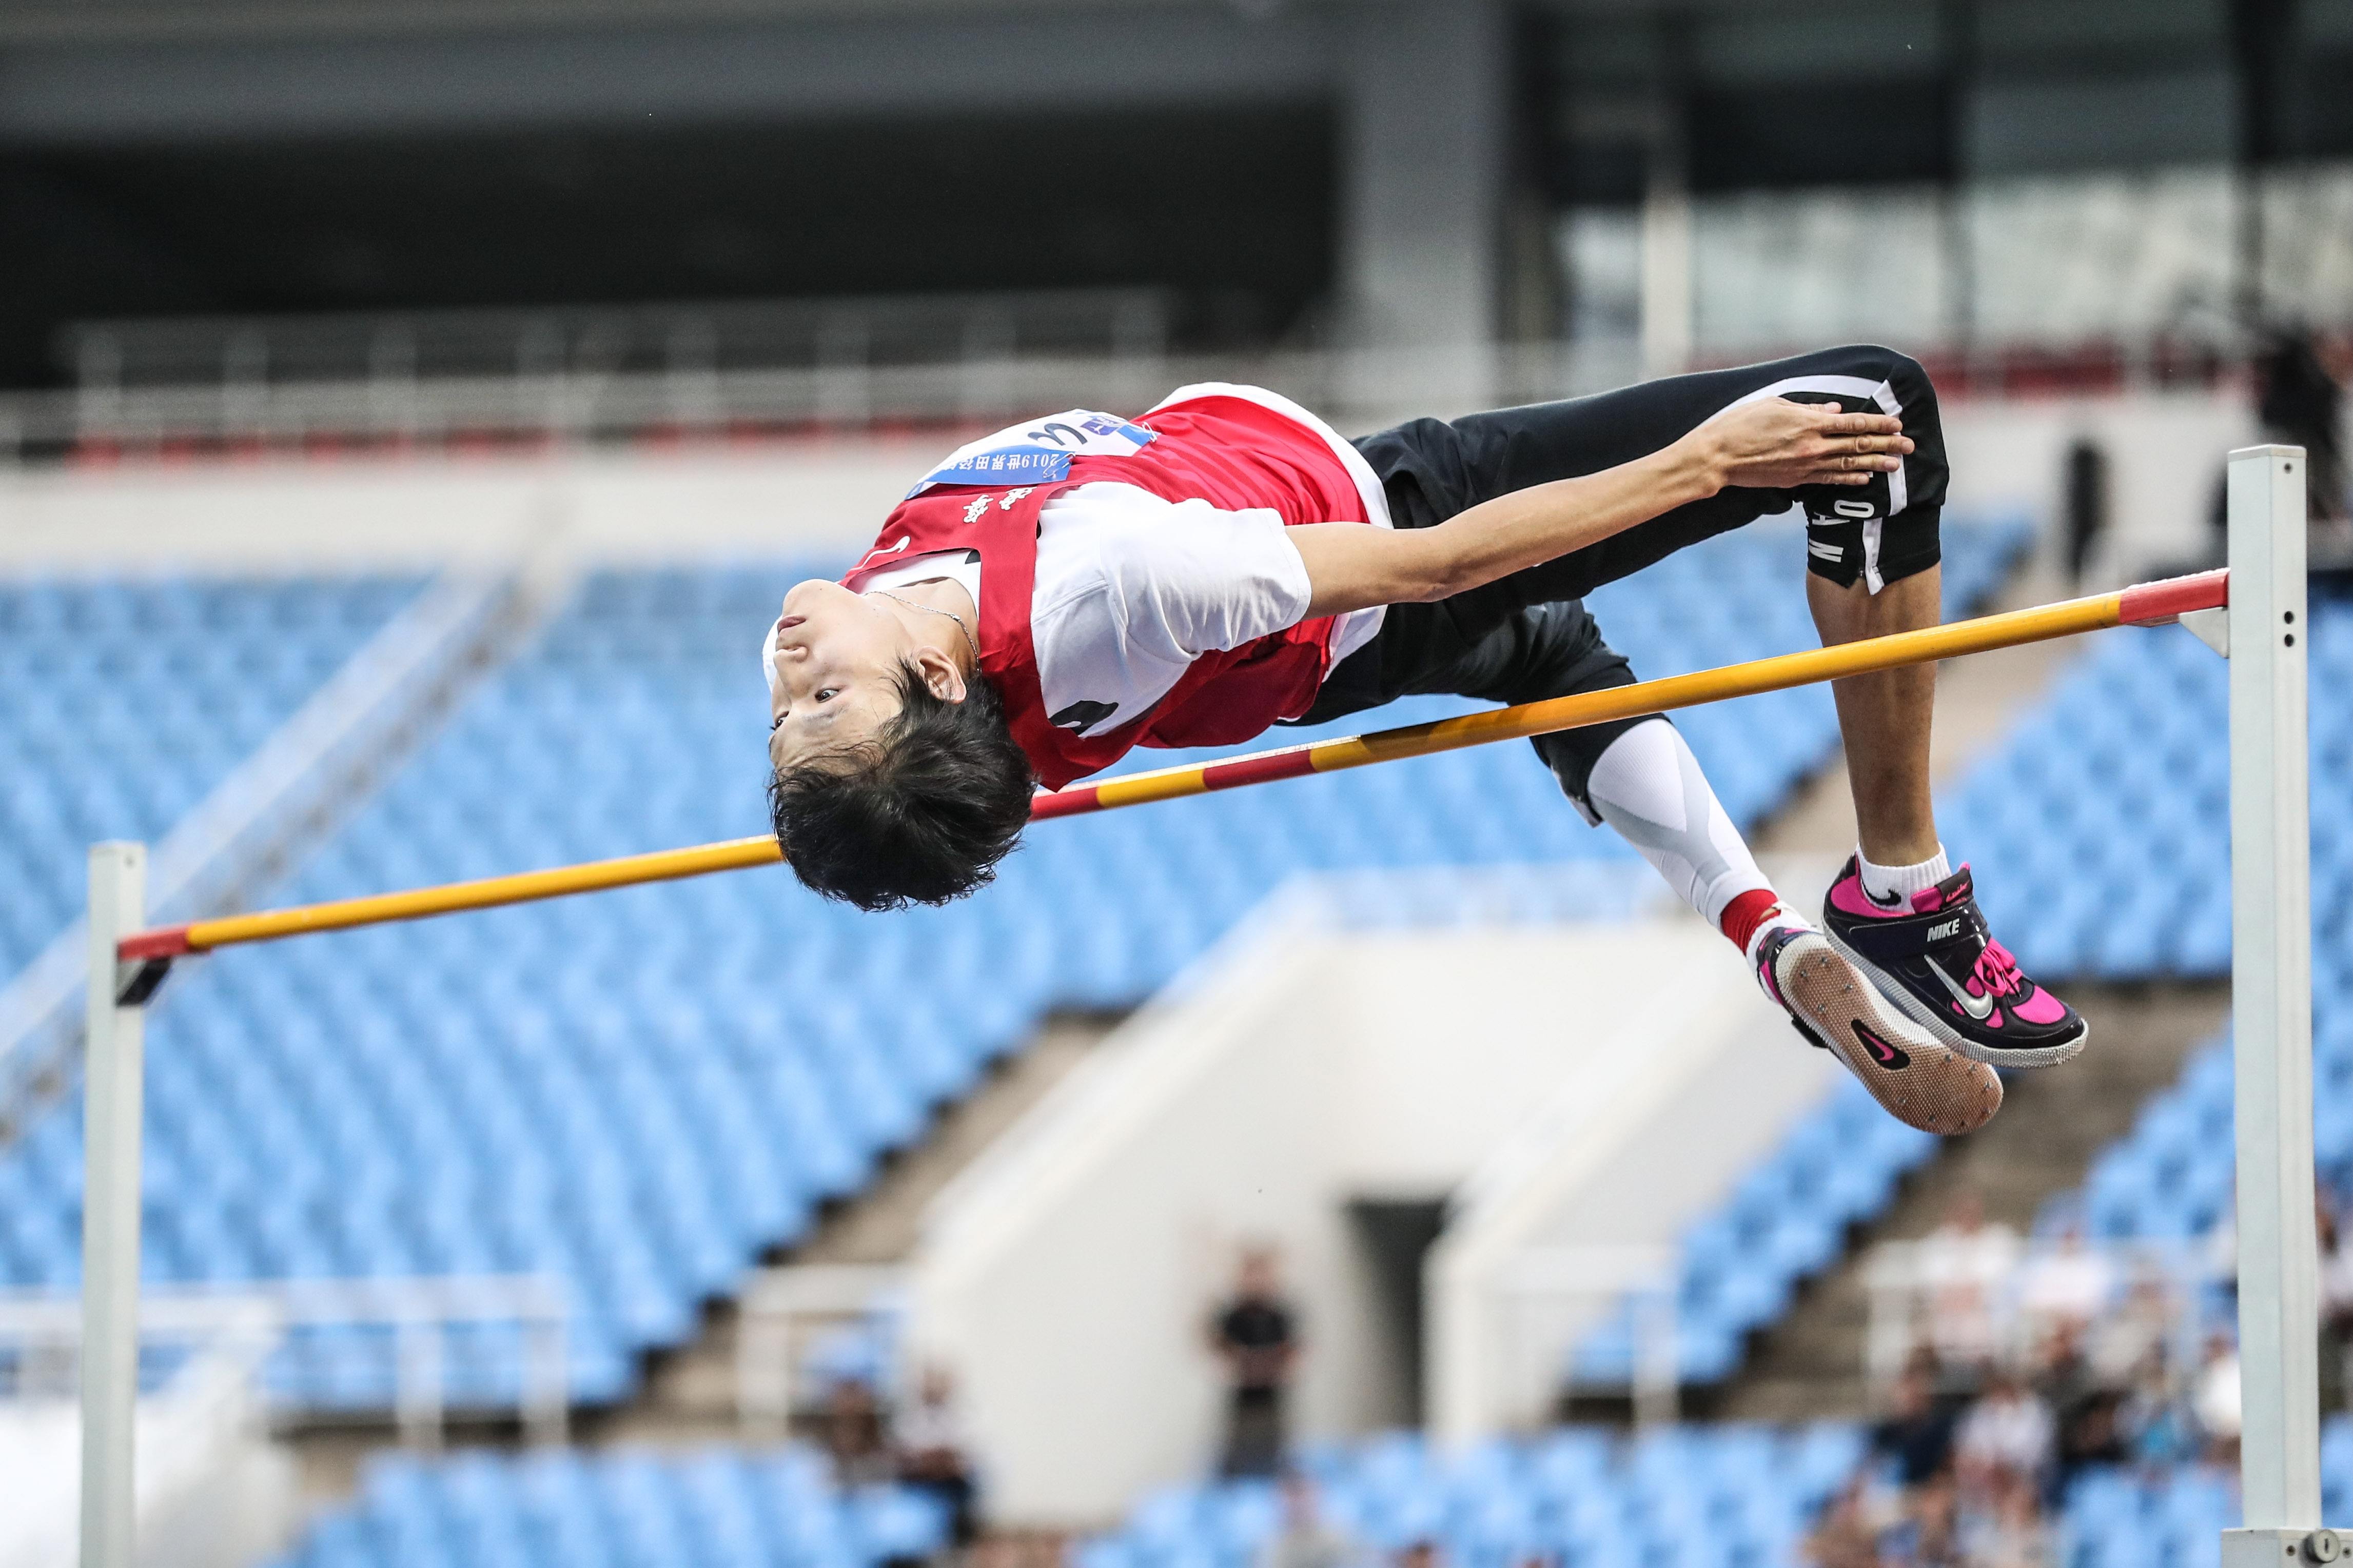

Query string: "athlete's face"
[[764, 579, 918, 772]]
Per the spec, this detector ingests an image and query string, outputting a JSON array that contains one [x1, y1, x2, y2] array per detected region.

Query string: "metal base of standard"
[[2222, 1529, 2346, 1568]]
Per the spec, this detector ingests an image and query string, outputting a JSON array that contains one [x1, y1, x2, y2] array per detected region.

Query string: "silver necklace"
[[871, 589, 982, 666]]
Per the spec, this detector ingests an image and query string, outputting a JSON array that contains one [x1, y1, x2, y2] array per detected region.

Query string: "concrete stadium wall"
[[0, 441, 917, 576], [0, 386, 2263, 584], [0, 1381, 294, 1568], [1943, 388, 2259, 586], [1428, 959, 1836, 1443]]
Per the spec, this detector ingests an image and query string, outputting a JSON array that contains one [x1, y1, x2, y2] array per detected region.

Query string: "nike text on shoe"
[[1821, 856, 2088, 1069], [1755, 925, 2002, 1136]]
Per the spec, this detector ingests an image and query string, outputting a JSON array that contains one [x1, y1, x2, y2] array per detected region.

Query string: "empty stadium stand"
[[0, 576, 422, 974], [1076, 1423, 1869, 1568], [0, 521, 2024, 1415], [264, 1447, 946, 1568], [1937, 608, 2353, 984]]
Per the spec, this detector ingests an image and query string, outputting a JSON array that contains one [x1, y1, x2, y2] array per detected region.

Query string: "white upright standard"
[[81, 842, 149, 1568], [2219, 448, 2338, 1568]]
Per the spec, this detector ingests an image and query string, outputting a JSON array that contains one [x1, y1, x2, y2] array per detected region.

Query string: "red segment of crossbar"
[[2118, 568, 2228, 626], [1027, 784, 1102, 821], [118, 925, 197, 960], [1030, 739, 1325, 818], [1201, 746, 1324, 792]]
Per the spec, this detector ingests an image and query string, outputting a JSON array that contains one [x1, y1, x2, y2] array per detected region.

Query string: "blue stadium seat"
[[263, 1445, 945, 1568], [1082, 1423, 1872, 1568], [2048, 1435, 2353, 1568], [0, 574, 423, 977]]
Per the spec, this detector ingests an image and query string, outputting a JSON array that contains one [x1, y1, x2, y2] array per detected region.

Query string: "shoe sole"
[[1774, 934, 2002, 1136], [1822, 927, 2089, 1070]]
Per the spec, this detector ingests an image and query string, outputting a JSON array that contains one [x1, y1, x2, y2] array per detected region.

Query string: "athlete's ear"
[[909, 645, 969, 703]]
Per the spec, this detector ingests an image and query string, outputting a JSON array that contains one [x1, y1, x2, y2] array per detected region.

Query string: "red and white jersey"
[[818, 384, 1391, 789]]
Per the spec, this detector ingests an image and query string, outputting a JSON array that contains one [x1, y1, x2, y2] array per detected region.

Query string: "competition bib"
[[907, 409, 1158, 497]]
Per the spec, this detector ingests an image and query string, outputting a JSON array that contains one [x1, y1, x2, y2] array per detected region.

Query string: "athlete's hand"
[[1688, 398, 1912, 493]]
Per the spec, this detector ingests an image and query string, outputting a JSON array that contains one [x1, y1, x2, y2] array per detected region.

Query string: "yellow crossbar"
[[116, 568, 2224, 962]]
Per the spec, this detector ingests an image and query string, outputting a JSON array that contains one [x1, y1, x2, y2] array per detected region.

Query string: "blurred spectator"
[[2088, 1265, 2175, 1386], [2253, 328, 2348, 525], [2119, 1349, 2201, 1467], [1804, 1475, 1885, 1568], [2191, 1332, 2242, 1465], [2319, 1188, 2353, 1415], [1880, 1471, 1964, 1568], [1258, 1474, 1359, 1568], [2208, 327, 2351, 572], [1394, 1540, 1444, 1568], [2063, 439, 2109, 587], [2205, 1191, 2238, 1287], [2037, 1321, 2126, 1501], [896, 1363, 979, 1547], [822, 1375, 895, 1486], [1872, 1352, 1962, 1488], [1958, 1469, 2049, 1568], [1953, 1367, 2053, 1503], [1210, 1245, 1299, 1479], [2016, 1225, 2114, 1343], [1916, 1196, 2021, 1374]]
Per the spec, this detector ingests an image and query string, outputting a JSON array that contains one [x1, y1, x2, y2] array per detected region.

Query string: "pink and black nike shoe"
[[1821, 857, 2087, 1069], [1753, 923, 2002, 1136]]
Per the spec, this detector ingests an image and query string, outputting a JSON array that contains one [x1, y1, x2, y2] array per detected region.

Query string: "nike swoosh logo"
[[1926, 956, 1997, 1021], [1851, 1019, 1911, 1070], [1865, 884, 1905, 909]]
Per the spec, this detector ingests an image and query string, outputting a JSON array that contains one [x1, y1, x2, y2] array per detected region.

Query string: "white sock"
[[1742, 905, 1817, 969], [1585, 720, 1774, 929], [1858, 845, 1951, 908]]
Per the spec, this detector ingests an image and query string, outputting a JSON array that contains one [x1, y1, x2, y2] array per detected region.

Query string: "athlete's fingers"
[[1808, 452, 1893, 484], [1809, 408, 1904, 436], [1808, 439, 1904, 468]]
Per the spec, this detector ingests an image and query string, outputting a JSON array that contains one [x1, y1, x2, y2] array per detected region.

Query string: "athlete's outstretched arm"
[[1291, 397, 1911, 619]]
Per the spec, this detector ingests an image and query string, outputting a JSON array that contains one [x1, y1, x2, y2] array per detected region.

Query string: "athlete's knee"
[[1825, 341, 1927, 385], [1534, 712, 1667, 824], [1840, 344, 1942, 423]]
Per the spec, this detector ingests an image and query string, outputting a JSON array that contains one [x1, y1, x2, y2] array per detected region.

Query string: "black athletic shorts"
[[1290, 344, 1949, 811]]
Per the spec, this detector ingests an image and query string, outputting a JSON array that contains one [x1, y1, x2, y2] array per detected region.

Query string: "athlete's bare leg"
[[1807, 564, 1942, 866]]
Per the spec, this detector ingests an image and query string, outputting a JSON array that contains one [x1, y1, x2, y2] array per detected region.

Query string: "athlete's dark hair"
[[768, 661, 1035, 911]]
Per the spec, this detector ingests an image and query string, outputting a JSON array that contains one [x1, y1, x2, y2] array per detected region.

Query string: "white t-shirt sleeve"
[[1029, 482, 1316, 738], [1041, 483, 1311, 655]]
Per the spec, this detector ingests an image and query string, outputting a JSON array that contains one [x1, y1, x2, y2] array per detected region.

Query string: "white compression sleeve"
[[1584, 719, 1775, 929]]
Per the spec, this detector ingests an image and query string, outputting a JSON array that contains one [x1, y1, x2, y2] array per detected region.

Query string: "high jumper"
[[760, 346, 2085, 1138]]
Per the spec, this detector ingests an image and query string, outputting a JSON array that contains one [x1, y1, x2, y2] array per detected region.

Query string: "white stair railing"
[[0, 1274, 570, 1448]]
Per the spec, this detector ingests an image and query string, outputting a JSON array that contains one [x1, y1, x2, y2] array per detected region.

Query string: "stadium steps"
[[593, 1013, 1117, 1446], [273, 1013, 1116, 1508], [1711, 979, 2228, 1421]]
